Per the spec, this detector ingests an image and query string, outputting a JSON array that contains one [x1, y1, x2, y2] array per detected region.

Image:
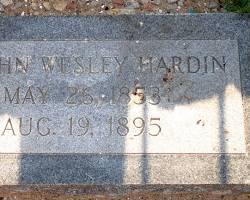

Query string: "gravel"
[[0, 0, 224, 15]]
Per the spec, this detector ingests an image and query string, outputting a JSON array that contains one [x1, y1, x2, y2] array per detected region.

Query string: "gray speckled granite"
[[0, 40, 245, 154], [0, 14, 249, 187]]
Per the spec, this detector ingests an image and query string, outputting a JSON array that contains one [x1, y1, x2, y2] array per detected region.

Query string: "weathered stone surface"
[[0, 14, 249, 187], [0, 40, 245, 154]]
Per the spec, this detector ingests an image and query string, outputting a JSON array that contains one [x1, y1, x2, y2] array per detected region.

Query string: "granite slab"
[[0, 14, 249, 186]]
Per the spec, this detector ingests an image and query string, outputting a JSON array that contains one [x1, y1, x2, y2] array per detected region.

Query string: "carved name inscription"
[[0, 40, 246, 153]]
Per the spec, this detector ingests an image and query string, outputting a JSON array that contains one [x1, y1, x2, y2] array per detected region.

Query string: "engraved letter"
[[16, 57, 29, 73], [37, 117, 51, 136], [204, 56, 208, 73], [5, 87, 20, 104], [114, 57, 127, 74], [22, 87, 35, 104], [187, 56, 200, 73], [2, 118, 15, 135], [37, 87, 49, 104], [74, 57, 84, 74], [172, 56, 183, 73], [212, 56, 226, 73], [89, 57, 99, 73], [102, 57, 112, 73], [156, 57, 169, 72], [42, 57, 56, 73], [139, 57, 153, 73], [0, 57, 11, 74], [60, 57, 70, 74], [19, 117, 32, 136]]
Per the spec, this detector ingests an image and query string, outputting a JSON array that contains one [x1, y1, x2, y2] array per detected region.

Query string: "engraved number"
[[133, 117, 145, 136], [77, 117, 90, 136], [117, 87, 131, 103], [117, 117, 129, 136], [149, 87, 161, 105], [67, 87, 78, 104], [69, 117, 90, 136], [149, 118, 161, 136], [66, 87, 93, 105]]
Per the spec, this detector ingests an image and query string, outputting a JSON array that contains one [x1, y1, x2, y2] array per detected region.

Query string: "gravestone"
[[0, 14, 249, 194]]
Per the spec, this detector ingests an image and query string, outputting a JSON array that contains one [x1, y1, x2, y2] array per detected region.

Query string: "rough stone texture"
[[0, 40, 245, 154], [0, 15, 249, 192]]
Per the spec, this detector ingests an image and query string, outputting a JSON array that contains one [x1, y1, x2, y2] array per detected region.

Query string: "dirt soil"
[[0, 185, 250, 200], [0, 0, 226, 15]]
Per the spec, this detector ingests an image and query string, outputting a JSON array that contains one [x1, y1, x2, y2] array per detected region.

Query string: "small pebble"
[[178, 0, 184, 6], [150, 0, 160, 5], [53, 0, 68, 12], [125, 0, 140, 9], [33, 10, 40, 15], [15, 2, 24, 9], [31, 2, 39, 10], [143, 2, 154, 11], [112, 0, 124, 6], [167, 0, 178, 4], [167, 3, 178, 10], [207, 1, 219, 9], [0, 0, 12, 6], [43, 2, 51, 10], [0, 3, 4, 12]]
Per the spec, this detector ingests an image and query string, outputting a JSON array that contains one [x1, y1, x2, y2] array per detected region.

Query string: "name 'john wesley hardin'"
[[0, 55, 226, 74]]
